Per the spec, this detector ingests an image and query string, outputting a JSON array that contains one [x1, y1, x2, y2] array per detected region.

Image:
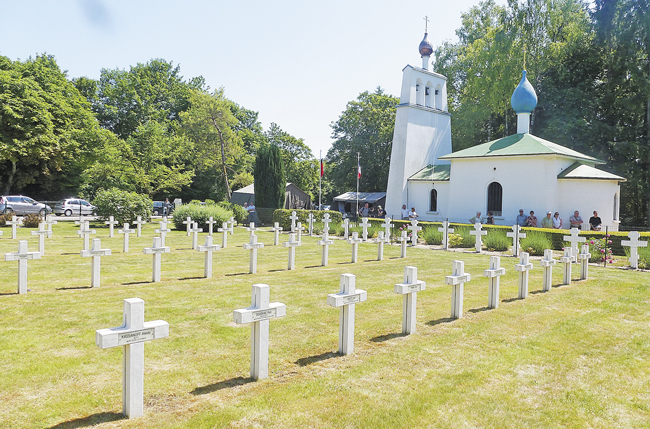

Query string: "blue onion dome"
[[510, 70, 538, 113], [419, 33, 433, 57]]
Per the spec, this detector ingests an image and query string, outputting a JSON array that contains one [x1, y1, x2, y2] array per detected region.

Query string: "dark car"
[[1, 195, 53, 216], [153, 201, 174, 216]]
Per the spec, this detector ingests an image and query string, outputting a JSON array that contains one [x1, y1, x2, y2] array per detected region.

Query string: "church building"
[[385, 31, 626, 230]]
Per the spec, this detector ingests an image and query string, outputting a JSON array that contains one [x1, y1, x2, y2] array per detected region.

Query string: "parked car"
[[0, 195, 53, 216], [54, 198, 96, 216], [153, 200, 174, 216]]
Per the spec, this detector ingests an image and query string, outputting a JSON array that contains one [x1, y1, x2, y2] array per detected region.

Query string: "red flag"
[[357, 162, 361, 179], [320, 159, 324, 177]]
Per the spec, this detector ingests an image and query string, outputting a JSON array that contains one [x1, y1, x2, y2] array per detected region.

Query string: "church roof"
[[557, 162, 626, 181], [438, 133, 604, 164], [408, 164, 451, 182]]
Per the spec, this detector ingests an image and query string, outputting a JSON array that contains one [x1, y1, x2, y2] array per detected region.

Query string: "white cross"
[[227, 217, 236, 235], [143, 237, 170, 282], [348, 232, 362, 263], [445, 260, 471, 319], [7, 216, 22, 239], [563, 228, 586, 262], [438, 220, 454, 250], [295, 222, 305, 244], [539, 249, 557, 292], [307, 213, 315, 236], [4, 240, 41, 294], [74, 215, 85, 226], [269, 222, 283, 246], [154, 220, 171, 247], [190, 222, 203, 250], [560, 247, 573, 285], [31, 222, 52, 256], [245, 222, 258, 241], [621, 231, 648, 269], [317, 226, 334, 267], [132, 216, 146, 237], [243, 234, 264, 274], [577, 244, 591, 280], [233, 284, 286, 380], [283, 233, 301, 270], [81, 238, 112, 288], [515, 252, 534, 299], [205, 216, 217, 235], [322, 213, 332, 237], [359, 217, 371, 241], [408, 219, 422, 246], [381, 218, 392, 243], [397, 230, 408, 258], [217, 222, 229, 248], [44, 214, 58, 232], [469, 222, 487, 253], [118, 223, 136, 252], [484, 256, 506, 309], [183, 216, 193, 236], [394, 266, 426, 334], [507, 224, 526, 257], [77, 220, 97, 251], [289, 211, 298, 233], [376, 231, 385, 261], [95, 298, 169, 418], [197, 235, 221, 278], [327, 274, 367, 355], [104, 216, 119, 237], [342, 218, 350, 239]]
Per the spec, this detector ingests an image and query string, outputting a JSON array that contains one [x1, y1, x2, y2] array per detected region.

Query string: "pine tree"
[[254, 144, 285, 209]]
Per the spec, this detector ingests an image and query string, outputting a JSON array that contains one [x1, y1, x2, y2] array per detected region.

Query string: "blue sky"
[[0, 0, 505, 158]]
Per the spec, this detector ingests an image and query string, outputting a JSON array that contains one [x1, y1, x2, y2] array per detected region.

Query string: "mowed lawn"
[[0, 221, 648, 428]]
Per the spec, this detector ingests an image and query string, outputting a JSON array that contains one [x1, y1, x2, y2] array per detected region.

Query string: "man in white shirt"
[[401, 204, 409, 220], [409, 207, 418, 220]]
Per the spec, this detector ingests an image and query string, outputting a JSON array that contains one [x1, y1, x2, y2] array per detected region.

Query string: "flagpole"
[[356, 152, 360, 222], [319, 150, 322, 210]]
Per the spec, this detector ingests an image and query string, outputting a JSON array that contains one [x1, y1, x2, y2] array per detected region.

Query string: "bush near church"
[[92, 188, 152, 225], [273, 209, 342, 231], [172, 203, 233, 231], [217, 201, 247, 224]]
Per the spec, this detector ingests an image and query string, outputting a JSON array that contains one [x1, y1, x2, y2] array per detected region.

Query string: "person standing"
[[589, 211, 602, 230], [469, 211, 482, 224], [541, 211, 553, 228], [359, 203, 370, 217], [552, 212, 563, 229], [569, 210, 584, 229], [526, 210, 537, 227], [409, 207, 419, 220], [246, 202, 256, 226], [516, 209, 527, 227], [486, 212, 494, 224], [401, 204, 409, 220]]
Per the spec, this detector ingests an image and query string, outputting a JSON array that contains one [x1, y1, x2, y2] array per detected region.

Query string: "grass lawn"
[[0, 221, 649, 428]]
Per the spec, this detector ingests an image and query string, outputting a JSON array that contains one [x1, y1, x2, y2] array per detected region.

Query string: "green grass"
[[0, 222, 649, 428]]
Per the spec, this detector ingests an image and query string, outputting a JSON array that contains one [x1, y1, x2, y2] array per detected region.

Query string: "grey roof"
[[333, 192, 386, 203]]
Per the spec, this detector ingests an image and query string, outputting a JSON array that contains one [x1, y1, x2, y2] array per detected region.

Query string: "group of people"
[[400, 204, 419, 220], [468, 208, 602, 230], [358, 203, 386, 218], [243, 202, 256, 225]]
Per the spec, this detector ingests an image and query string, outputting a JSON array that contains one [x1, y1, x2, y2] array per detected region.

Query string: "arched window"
[[487, 182, 503, 216], [430, 189, 438, 212], [613, 193, 618, 221], [416, 79, 424, 105], [425, 81, 433, 107], [435, 84, 442, 109]]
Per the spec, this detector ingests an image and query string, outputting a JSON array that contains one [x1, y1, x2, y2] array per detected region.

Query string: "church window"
[[487, 182, 502, 216], [430, 189, 437, 212], [416, 79, 424, 105], [613, 193, 618, 221], [435, 84, 442, 109], [425, 82, 433, 107]]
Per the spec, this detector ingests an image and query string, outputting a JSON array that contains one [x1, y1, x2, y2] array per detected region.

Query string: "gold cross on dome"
[[424, 15, 430, 32]]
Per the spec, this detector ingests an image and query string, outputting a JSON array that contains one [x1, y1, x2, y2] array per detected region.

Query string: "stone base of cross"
[[438, 221, 454, 251], [560, 247, 573, 285], [96, 298, 169, 418], [243, 235, 264, 274], [483, 256, 505, 309], [507, 225, 526, 257], [143, 237, 170, 282], [563, 228, 586, 262], [515, 252, 533, 299], [621, 231, 648, 269], [540, 249, 557, 292], [445, 260, 471, 319], [233, 284, 286, 380], [394, 266, 426, 334], [348, 232, 362, 263], [4, 240, 41, 294], [577, 244, 591, 280], [197, 235, 221, 278], [327, 274, 366, 355], [470, 223, 487, 253], [397, 230, 408, 258], [81, 238, 112, 288]]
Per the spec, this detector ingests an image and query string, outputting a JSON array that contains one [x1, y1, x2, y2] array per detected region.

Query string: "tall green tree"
[[326, 87, 398, 199], [254, 144, 285, 209]]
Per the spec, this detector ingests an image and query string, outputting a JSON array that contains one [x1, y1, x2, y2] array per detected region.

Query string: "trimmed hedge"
[[172, 204, 233, 231], [273, 209, 343, 231], [92, 188, 152, 225]]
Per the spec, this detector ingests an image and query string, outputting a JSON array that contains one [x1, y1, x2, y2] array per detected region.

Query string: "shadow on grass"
[[389, 257, 405, 260], [426, 317, 455, 326], [191, 376, 253, 395], [363, 259, 381, 263], [61, 252, 80, 256], [178, 276, 204, 281], [225, 272, 250, 277], [175, 247, 193, 251], [304, 265, 323, 269], [337, 261, 355, 265], [371, 332, 407, 343], [268, 269, 287, 273], [56, 286, 92, 291], [121, 280, 152, 286], [468, 306, 491, 313], [501, 297, 521, 303], [530, 289, 549, 295], [48, 411, 124, 428], [295, 351, 340, 366], [0, 292, 17, 296]]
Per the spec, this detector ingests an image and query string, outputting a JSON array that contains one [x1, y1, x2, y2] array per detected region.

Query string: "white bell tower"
[[385, 23, 453, 219]]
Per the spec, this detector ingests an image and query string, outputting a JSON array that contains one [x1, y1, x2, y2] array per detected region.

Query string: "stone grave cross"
[[233, 284, 286, 380], [205, 216, 217, 236], [44, 214, 58, 232], [182, 216, 193, 236], [563, 228, 586, 262], [445, 260, 471, 319], [438, 220, 454, 251], [507, 224, 526, 257], [143, 237, 170, 282], [95, 298, 169, 418], [342, 218, 350, 239], [227, 217, 236, 235], [289, 211, 298, 233], [246, 222, 258, 241], [197, 235, 221, 278], [118, 223, 136, 252], [154, 219, 171, 247], [560, 247, 573, 285], [81, 238, 112, 288], [408, 219, 422, 246], [31, 222, 52, 256], [295, 222, 305, 244], [132, 216, 146, 237], [4, 240, 41, 294], [577, 244, 591, 280], [483, 256, 506, 309], [515, 252, 534, 299], [243, 234, 264, 274], [376, 231, 385, 261], [104, 216, 119, 238], [190, 222, 203, 250], [381, 218, 392, 243], [621, 231, 648, 269], [394, 266, 426, 334], [283, 233, 301, 270], [327, 273, 367, 355], [348, 231, 362, 263], [217, 222, 229, 248], [397, 230, 408, 258], [321, 213, 331, 236], [77, 220, 97, 251], [469, 223, 487, 253], [7, 216, 23, 239], [540, 249, 557, 292], [359, 217, 371, 241], [270, 222, 283, 246], [307, 213, 315, 236], [318, 216, 334, 266]]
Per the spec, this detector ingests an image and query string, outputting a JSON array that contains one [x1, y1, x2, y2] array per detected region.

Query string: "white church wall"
[[557, 179, 621, 231], [406, 181, 450, 221]]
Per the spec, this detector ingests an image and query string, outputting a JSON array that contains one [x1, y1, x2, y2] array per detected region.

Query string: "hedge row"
[[172, 204, 234, 231], [273, 209, 343, 231]]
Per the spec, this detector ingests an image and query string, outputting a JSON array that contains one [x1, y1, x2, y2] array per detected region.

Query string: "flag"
[[357, 162, 361, 179], [320, 159, 324, 177]]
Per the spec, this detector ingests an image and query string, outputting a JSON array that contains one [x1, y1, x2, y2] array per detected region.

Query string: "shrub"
[[218, 201, 247, 224], [636, 246, 650, 270], [204, 199, 216, 205], [450, 226, 474, 248], [189, 200, 202, 205], [92, 188, 152, 225], [520, 231, 553, 256], [273, 209, 342, 231], [22, 214, 41, 228], [0, 213, 8, 227], [448, 233, 464, 248], [588, 236, 614, 263], [172, 204, 233, 231], [349, 225, 381, 239], [424, 227, 442, 245], [483, 230, 510, 251]]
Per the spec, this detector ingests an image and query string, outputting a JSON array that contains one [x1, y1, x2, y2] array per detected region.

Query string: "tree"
[[254, 144, 285, 209], [265, 123, 317, 197], [326, 88, 398, 199]]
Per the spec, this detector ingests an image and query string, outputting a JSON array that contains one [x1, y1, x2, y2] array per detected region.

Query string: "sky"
[[0, 0, 506, 158]]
